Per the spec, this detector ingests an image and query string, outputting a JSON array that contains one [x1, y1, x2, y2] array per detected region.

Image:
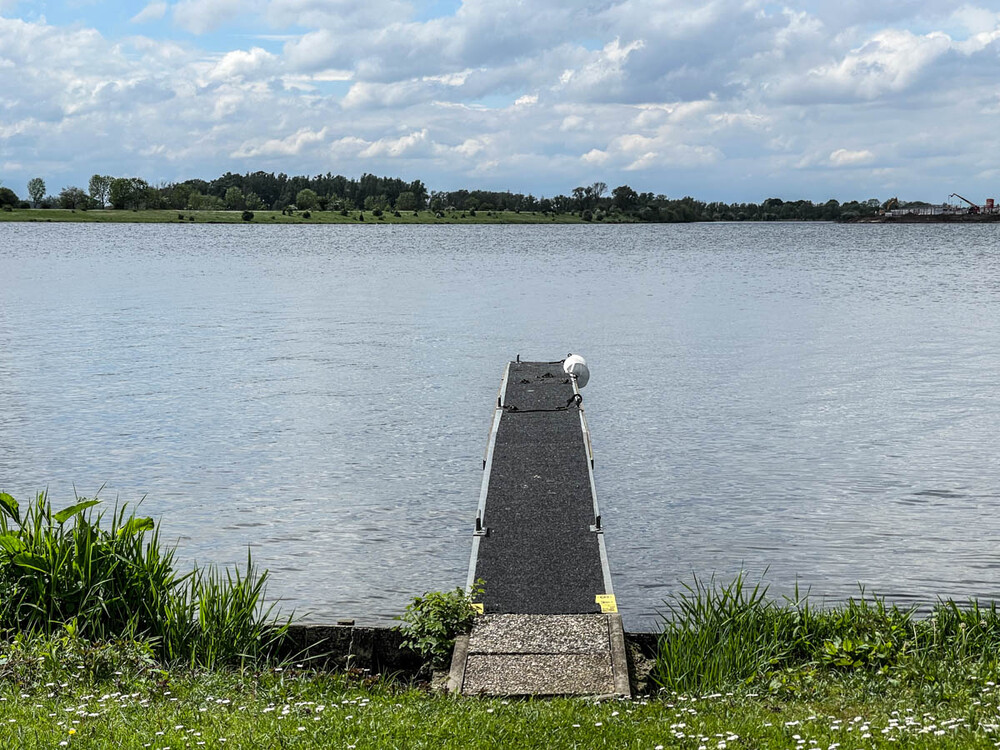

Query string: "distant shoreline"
[[0, 208, 587, 225], [8, 207, 997, 226], [845, 213, 1000, 224]]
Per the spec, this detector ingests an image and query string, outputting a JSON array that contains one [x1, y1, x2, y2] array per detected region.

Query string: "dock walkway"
[[449, 359, 629, 697]]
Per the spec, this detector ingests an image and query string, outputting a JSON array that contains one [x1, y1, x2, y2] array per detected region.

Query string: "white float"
[[562, 353, 590, 388]]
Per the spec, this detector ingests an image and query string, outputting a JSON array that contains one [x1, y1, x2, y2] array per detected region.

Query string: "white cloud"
[[950, 5, 1000, 35], [829, 148, 875, 166], [775, 29, 953, 101], [554, 38, 644, 100], [131, 2, 168, 24], [265, 0, 411, 29], [209, 47, 278, 81], [453, 138, 487, 157], [173, 0, 255, 34], [232, 127, 328, 158], [359, 129, 429, 158]]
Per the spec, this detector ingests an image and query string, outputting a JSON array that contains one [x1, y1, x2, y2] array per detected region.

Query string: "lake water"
[[2, 221, 1000, 630]]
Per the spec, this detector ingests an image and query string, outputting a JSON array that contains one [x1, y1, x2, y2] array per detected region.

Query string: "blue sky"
[[2, 0, 1000, 202]]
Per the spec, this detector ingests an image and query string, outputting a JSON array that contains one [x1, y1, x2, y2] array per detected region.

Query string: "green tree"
[[405, 179, 428, 208], [167, 182, 195, 210], [295, 188, 319, 210], [612, 185, 638, 212], [0, 186, 19, 207], [395, 191, 418, 211], [188, 193, 224, 210], [108, 177, 151, 210], [88, 174, 112, 208], [224, 186, 245, 210], [244, 191, 264, 210], [27, 177, 45, 207], [588, 181, 607, 209], [363, 194, 388, 211], [58, 186, 90, 209]]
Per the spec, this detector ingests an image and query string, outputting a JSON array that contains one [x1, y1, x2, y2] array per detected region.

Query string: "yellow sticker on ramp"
[[595, 594, 618, 613], [471, 603, 484, 614]]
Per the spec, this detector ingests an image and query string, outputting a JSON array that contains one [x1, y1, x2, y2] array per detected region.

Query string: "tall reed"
[[654, 573, 999, 693], [0, 491, 288, 668]]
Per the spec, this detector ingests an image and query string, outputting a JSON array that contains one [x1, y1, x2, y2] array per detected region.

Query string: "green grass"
[[3, 639, 1000, 749], [0, 208, 586, 224], [0, 491, 288, 669], [655, 572, 1000, 695]]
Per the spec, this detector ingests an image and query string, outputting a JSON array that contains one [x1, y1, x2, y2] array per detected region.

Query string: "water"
[[2, 221, 1000, 630]]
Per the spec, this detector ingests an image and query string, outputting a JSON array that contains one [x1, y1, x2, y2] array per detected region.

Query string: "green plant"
[[0, 491, 288, 668], [652, 572, 1000, 693], [654, 572, 797, 692], [818, 635, 897, 671], [397, 581, 483, 669], [173, 551, 290, 668]]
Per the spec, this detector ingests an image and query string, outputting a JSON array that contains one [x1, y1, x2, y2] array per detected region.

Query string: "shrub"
[[372, 208, 383, 217], [397, 581, 483, 669], [2, 205, 11, 212], [301, 211, 311, 219]]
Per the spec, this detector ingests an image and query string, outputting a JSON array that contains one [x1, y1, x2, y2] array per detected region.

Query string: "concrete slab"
[[463, 653, 613, 696], [468, 614, 609, 654], [455, 614, 630, 697]]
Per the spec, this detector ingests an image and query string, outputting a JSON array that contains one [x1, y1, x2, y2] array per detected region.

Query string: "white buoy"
[[563, 353, 590, 388]]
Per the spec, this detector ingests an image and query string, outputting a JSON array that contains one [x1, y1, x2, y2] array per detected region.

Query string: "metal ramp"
[[449, 359, 629, 697]]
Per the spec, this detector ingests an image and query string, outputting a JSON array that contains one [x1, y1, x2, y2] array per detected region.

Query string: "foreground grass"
[[4, 655, 1000, 749], [0, 208, 586, 224]]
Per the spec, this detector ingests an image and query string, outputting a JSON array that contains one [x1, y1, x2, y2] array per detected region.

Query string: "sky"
[[1, 1, 999, 202]]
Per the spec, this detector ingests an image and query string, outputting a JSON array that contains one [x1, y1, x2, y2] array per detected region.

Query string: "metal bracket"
[[589, 514, 603, 533], [474, 514, 489, 537]]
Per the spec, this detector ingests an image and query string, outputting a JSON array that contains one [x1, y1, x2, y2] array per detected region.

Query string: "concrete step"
[[448, 614, 630, 697]]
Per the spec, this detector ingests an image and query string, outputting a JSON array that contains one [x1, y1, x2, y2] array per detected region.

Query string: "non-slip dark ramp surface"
[[472, 360, 607, 615]]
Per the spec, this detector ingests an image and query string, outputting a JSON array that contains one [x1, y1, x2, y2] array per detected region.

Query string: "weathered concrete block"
[[468, 614, 610, 654], [463, 653, 614, 696]]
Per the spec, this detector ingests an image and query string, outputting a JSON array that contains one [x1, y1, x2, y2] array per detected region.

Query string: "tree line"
[[0, 173, 888, 222]]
